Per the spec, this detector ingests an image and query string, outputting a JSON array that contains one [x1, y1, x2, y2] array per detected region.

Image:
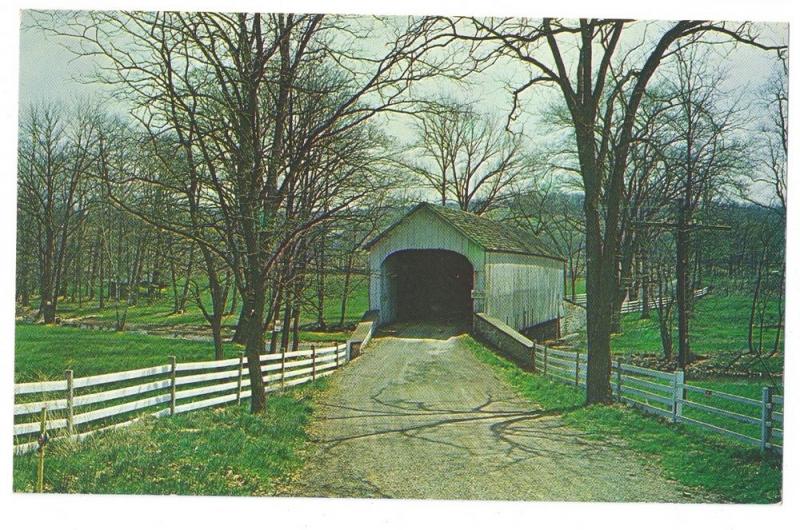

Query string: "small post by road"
[[531, 340, 537, 373]]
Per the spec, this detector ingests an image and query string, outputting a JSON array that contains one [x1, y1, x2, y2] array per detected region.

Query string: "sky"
[[16, 11, 789, 203], [19, 13, 787, 118]]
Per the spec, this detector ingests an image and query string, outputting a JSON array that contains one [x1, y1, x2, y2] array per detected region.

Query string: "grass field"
[[569, 276, 586, 296], [25, 273, 370, 333], [13, 380, 325, 494], [684, 378, 785, 442], [571, 294, 784, 373], [466, 337, 782, 503], [15, 323, 244, 382]]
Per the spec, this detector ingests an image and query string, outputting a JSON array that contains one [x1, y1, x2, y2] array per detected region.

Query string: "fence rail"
[[567, 287, 709, 313], [530, 342, 783, 453], [14, 343, 349, 455]]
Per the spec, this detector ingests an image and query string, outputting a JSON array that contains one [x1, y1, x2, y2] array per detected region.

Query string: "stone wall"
[[521, 318, 560, 342], [473, 312, 535, 371], [347, 310, 380, 360]]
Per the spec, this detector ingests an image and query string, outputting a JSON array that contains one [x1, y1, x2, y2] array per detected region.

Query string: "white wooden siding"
[[369, 208, 485, 321], [368, 208, 563, 330], [484, 251, 563, 330]]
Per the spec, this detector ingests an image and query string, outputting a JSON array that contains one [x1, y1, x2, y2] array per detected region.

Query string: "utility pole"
[[636, 216, 729, 368]]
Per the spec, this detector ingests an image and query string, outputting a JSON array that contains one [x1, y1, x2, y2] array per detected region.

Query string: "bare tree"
[[660, 48, 746, 366], [40, 11, 456, 412], [17, 102, 99, 323], [746, 56, 788, 217], [405, 97, 531, 214], [506, 188, 585, 300], [437, 17, 783, 402]]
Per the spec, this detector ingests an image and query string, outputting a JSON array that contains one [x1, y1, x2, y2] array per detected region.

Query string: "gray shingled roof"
[[365, 202, 563, 262]]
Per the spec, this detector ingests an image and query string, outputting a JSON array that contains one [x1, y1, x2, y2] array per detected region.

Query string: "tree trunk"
[[291, 304, 301, 352], [268, 288, 283, 354], [748, 247, 766, 353], [242, 281, 267, 413], [211, 318, 224, 361], [640, 253, 651, 319], [228, 284, 238, 315], [655, 265, 673, 360], [18, 274, 30, 307], [280, 293, 292, 353], [583, 211, 614, 404], [40, 226, 57, 324], [675, 213, 692, 367], [177, 245, 194, 312], [339, 253, 354, 328], [233, 299, 253, 344], [772, 268, 784, 354], [98, 236, 105, 310], [316, 241, 326, 328]]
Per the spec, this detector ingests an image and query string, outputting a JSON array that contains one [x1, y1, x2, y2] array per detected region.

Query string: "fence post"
[[543, 345, 548, 375], [672, 370, 685, 423], [760, 386, 774, 452], [169, 356, 177, 416], [335, 342, 340, 369], [312, 345, 317, 382], [236, 353, 244, 405], [531, 340, 537, 373], [65, 369, 74, 436], [615, 359, 622, 401], [37, 406, 48, 493], [575, 352, 580, 386], [281, 348, 286, 389]]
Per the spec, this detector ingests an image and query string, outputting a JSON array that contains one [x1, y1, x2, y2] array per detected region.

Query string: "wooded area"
[[16, 13, 787, 410]]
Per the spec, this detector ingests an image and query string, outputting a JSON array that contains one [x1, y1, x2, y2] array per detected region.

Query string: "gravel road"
[[282, 322, 710, 502]]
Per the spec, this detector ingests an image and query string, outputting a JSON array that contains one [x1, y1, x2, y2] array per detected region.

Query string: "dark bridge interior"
[[384, 249, 473, 322]]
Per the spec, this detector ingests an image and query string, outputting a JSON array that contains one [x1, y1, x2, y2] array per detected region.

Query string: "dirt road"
[[283, 322, 707, 502]]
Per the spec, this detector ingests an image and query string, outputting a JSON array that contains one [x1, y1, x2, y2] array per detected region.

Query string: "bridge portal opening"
[[383, 249, 473, 322]]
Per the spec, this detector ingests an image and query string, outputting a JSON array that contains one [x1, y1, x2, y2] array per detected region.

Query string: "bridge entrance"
[[382, 249, 473, 322]]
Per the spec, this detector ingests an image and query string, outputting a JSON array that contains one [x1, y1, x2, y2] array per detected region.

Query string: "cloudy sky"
[[19, 13, 787, 121], [16, 11, 788, 203]]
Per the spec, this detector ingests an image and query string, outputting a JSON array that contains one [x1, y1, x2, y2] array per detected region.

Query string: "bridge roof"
[[364, 202, 564, 263]]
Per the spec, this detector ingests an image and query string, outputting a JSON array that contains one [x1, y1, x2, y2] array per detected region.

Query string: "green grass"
[[15, 323, 243, 382], [571, 294, 784, 371], [693, 378, 782, 400], [30, 273, 370, 331], [465, 336, 782, 504], [683, 378, 785, 442], [298, 329, 351, 343], [13, 381, 324, 495], [571, 276, 586, 295]]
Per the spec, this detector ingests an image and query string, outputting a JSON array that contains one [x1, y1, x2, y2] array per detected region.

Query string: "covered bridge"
[[364, 203, 565, 339]]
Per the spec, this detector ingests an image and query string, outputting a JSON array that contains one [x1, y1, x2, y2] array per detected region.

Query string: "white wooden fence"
[[14, 343, 349, 455], [568, 287, 709, 313], [532, 343, 783, 453]]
